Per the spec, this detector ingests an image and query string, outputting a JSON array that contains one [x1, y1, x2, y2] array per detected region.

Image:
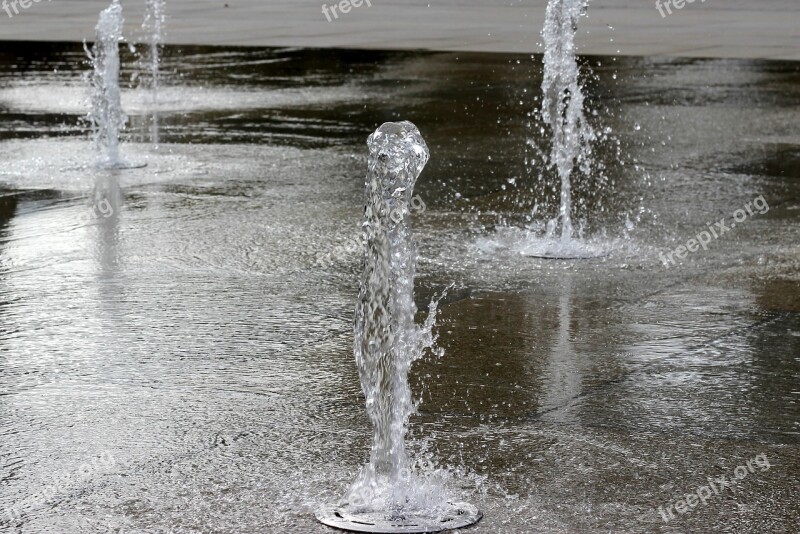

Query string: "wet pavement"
[[0, 43, 798, 533]]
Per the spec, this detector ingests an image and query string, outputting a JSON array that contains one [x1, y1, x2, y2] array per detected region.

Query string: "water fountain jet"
[[84, 0, 143, 169], [315, 121, 481, 533], [523, 0, 604, 259], [142, 0, 165, 146]]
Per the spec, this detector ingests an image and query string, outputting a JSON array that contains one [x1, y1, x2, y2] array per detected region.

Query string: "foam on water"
[[476, 225, 619, 261]]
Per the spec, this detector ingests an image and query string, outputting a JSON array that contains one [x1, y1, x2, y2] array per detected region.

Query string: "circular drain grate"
[[315, 502, 482, 533], [522, 251, 606, 260]]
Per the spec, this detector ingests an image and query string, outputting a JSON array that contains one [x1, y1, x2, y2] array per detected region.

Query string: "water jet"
[[316, 121, 481, 533], [525, 0, 604, 259], [84, 0, 144, 169], [142, 0, 165, 146]]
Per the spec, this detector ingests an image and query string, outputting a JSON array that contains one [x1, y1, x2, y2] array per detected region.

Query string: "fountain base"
[[518, 237, 607, 260], [523, 250, 606, 260], [315, 502, 482, 533], [96, 161, 148, 170]]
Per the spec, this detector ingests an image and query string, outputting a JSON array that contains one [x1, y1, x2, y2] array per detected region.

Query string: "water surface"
[[0, 43, 798, 533]]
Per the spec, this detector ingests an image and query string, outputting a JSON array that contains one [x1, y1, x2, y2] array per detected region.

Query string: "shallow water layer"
[[0, 43, 798, 533]]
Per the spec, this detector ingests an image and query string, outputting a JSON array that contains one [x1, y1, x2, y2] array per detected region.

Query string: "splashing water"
[[316, 122, 481, 532], [541, 0, 596, 242], [142, 0, 165, 146], [84, 0, 127, 168], [500, 0, 607, 259], [348, 121, 446, 513]]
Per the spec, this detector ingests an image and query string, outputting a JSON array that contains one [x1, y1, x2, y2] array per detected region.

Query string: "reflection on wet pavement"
[[0, 43, 798, 533]]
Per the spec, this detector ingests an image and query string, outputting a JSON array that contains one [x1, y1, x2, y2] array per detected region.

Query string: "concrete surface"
[[0, 0, 798, 60]]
